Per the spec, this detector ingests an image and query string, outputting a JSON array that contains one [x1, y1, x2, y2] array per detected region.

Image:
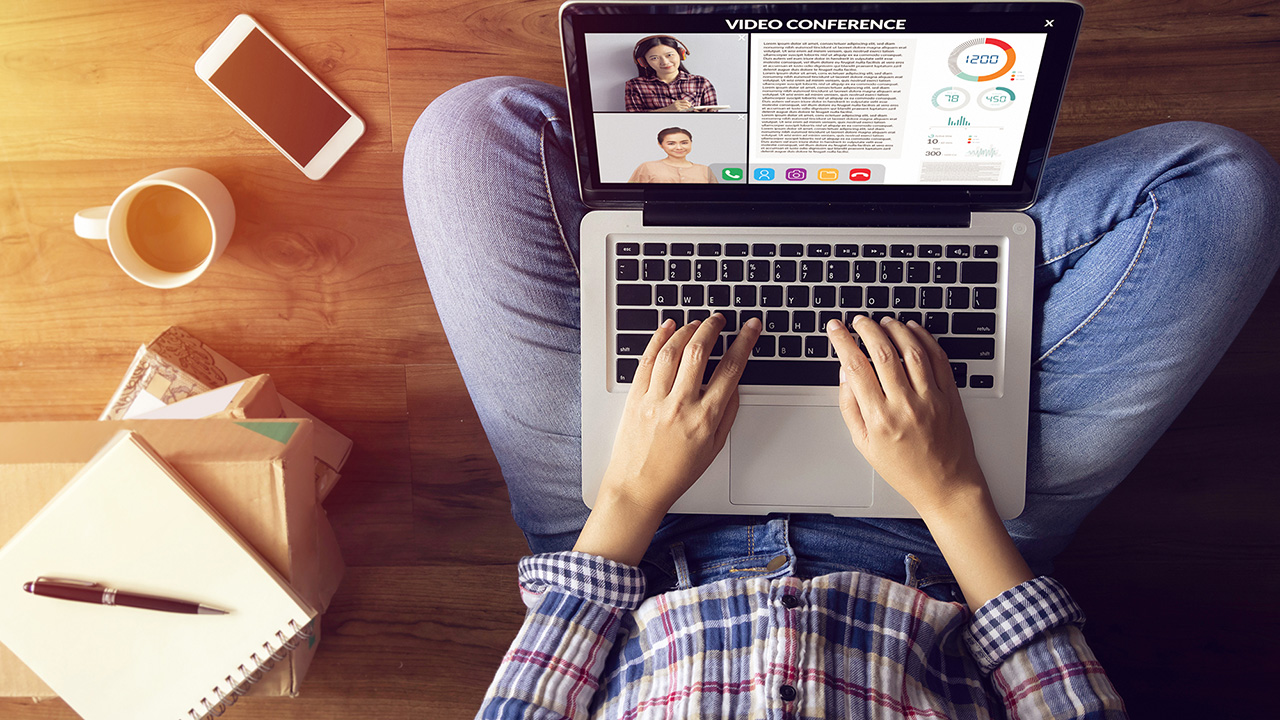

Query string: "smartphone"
[[195, 14, 365, 180]]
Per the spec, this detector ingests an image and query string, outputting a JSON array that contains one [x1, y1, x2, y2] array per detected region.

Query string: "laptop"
[[561, 0, 1083, 518]]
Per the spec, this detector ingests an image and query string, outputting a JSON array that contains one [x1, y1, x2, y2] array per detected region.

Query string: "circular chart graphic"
[[978, 86, 1016, 110], [948, 38, 1016, 82], [931, 86, 970, 111]]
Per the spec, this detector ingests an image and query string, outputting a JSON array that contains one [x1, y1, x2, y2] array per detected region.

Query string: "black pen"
[[22, 577, 229, 615]]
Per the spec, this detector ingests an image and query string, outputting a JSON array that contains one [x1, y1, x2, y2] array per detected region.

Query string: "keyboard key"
[[974, 287, 997, 309], [786, 286, 810, 307], [933, 261, 957, 284], [697, 243, 721, 256], [780, 243, 803, 257], [671, 243, 694, 256], [807, 244, 831, 257], [616, 284, 650, 306], [616, 334, 650, 355], [961, 261, 999, 284], [695, 260, 717, 282], [711, 336, 724, 356], [854, 261, 876, 283], [946, 245, 971, 258], [865, 286, 889, 308], [950, 362, 967, 388], [920, 287, 944, 308], [890, 244, 915, 257], [871, 311, 895, 323], [655, 284, 678, 306], [805, 336, 830, 358], [826, 260, 850, 283], [748, 260, 770, 282], [753, 335, 776, 357], [818, 311, 842, 331], [688, 309, 711, 323], [813, 286, 836, 307], [616, 259, 639, 281], [733, 285, 757, 307], [863, 244, 887, 257], [773, 260, 797, 282], [720, 310, 738, 332], [778, 335, 803, 357], [897, 311, 922, 325], [708, 285, 731, 307], [835, 244, 859, 257], [661, 309, 683, 326], [907, 261, 931, 283], [975, 245, 999, 258], [801, 260, 823, 282], [617, 242, 640, 256], [879, 261, 903, 283], [765, 311, 789, 333], [680, 285, 704, 306], [924, 312, 949, 334], [643, 259, 665, 281], [792, 311, 816, 333], [951, 312, 996, 334], [751, 243, 777, 257], [726, 243, 749, 256], [700, 358, 841, 386], [668, 259, 691, 281], [740, 309, 763, 327], [938, 337, 995, 360], [920, 244, 943, 258], [643, 242, 667, 256], [760, 286, 783, 307], [839, 286, 863, 308], [970, 374, 994, 388], [617, 358, 639, 383], [721, 259, 744, 282], [946, 287, 970, 309], [617, 309, 658, 330], [892, 287, 915, 309]]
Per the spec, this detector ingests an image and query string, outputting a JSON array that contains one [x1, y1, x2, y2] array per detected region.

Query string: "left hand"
[[600, 314, 762, 517]]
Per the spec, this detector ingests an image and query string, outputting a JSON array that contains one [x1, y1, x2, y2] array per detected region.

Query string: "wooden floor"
[[0, 0, 1276, 716]]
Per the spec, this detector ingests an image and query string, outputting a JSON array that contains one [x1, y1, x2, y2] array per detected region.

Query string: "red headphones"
[[633, 35, 691, 70]]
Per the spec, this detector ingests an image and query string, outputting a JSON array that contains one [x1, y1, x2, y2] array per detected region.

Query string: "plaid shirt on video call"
[[625, 72, 718, 112], [476, 552, 1129, 719]]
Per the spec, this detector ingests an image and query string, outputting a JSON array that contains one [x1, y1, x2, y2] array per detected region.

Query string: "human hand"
[[600, 314, 762, 518], [826, 316, 988, 518], [664, 98, 693, 112]]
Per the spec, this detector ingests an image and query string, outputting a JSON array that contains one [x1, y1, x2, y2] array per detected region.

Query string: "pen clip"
[[35, 577, 102, 588]]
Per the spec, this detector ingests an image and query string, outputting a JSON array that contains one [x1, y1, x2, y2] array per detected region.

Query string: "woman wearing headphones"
[[627, 127, 718, 183], [625, 35, 718, 112]]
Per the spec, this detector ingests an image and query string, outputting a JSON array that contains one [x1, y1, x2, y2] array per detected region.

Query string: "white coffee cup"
[[74, 168, 235, 289]]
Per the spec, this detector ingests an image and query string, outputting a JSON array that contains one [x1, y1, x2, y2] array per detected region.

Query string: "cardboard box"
[[133, 376, 346, 610], [0, 420, 325, 699], [101, 327, 351, 500]]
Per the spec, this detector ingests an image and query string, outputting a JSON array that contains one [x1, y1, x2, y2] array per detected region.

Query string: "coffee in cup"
[[74, 168, 235, 289]]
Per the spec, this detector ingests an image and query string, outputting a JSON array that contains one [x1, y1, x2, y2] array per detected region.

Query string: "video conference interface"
[[583, 26, 1048, 187]]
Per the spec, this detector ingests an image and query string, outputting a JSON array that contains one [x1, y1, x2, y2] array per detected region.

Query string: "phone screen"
[[208, 29, 352, 165]]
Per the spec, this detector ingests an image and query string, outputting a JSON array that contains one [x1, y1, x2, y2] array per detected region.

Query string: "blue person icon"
[[753, 168, 775, 181]]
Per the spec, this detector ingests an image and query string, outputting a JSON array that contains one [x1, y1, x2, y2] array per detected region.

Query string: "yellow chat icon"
[[817, 168, 839, 181]]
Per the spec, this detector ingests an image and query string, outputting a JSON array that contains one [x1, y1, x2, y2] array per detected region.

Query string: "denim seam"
[[539, 115, 579, 280], [1036, 233, 1104, 268], [1035, 191, 1158, 366]]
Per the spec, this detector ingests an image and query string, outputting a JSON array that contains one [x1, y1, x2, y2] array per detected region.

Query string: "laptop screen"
[[561, 1, 1082, 210]]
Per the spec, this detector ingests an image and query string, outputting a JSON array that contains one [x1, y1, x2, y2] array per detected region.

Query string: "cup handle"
[[74, 206, 111, 240]]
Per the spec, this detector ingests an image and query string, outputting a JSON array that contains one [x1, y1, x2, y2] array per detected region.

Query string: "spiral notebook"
[[0, 430, 318, 720]]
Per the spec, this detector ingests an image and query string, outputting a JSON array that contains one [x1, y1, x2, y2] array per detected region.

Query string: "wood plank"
[[0, 0, 392, 162]]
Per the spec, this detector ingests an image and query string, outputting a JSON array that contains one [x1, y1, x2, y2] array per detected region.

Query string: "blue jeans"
[[404, 77, 1280, 602]]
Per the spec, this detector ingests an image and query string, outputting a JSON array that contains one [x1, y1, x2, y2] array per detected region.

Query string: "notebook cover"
[[0, 431, 317, 720]]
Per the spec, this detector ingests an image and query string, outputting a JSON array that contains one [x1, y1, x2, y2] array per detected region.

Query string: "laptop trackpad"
[[729, 405, 874, 508]]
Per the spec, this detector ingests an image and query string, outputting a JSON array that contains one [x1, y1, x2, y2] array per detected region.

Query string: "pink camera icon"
[[784, 168, 806, 181]]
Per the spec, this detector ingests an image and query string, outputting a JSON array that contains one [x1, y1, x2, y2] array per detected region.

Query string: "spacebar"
[[702, 359, 840, 386]]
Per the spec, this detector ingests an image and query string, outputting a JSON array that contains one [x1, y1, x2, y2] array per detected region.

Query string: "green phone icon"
[[722, 167, 744, 181]]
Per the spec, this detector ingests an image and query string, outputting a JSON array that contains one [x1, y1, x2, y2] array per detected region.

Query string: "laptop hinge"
[[643, 202, 971, 229]]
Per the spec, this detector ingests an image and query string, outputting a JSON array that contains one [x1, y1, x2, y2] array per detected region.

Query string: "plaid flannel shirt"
[[624, 72, 718, 112], [477, 551, 1128, 719]]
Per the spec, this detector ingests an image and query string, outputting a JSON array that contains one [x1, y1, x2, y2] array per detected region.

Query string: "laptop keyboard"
[[611, 237, 1003, 394]]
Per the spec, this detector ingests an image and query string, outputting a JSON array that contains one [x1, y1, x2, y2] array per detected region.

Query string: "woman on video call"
[[625, 35, 718, 112], [628, 126, 718, 183]]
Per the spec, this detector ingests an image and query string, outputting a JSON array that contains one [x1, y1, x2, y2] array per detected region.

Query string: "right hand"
[[826, 315, 988, 518], [662, 98, 693, 112]]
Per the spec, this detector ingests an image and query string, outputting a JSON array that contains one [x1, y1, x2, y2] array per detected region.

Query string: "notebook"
[[561, 1, 1083, 517], [0, 431, 317, 720]]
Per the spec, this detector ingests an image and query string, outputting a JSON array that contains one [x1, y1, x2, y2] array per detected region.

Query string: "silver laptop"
[[562, 0, 1083, 518]]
